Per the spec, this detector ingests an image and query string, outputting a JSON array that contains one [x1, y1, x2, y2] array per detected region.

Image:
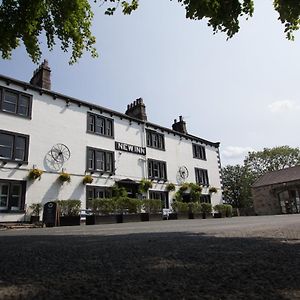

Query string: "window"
[[86, 186, 112, 205], [87, 147, 114, 173], [146, 130, 165, 150], [149, 190, 169, 209], [200, 194, 211, 204], [195, 168, 209, 186], [0, 86, 32, 118], [87, 112, 114, 138], [148, 159, 167, 180], [0, 130, 29, 163], [0, 180, 26, 212], [193, 144, 206, 160]]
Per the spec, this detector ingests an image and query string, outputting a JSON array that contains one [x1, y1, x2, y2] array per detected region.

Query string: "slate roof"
[[252, 165, 300, 188]]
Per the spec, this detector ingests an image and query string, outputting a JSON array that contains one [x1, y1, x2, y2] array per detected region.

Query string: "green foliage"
[[200, 202, 212, 214], [83, 175, 93, 184], [139, 178, 153, 193], [166, 182, 176, 191], [179, 182, 190, 192], [224, 204, 233, 217], [29, 203, 42, 216], [1, 1, 300, 62], [214, 204, 227, 215], [112, 184, 128, 198], [189, 202, 202, 214], [57, 199, 81, 216], [87, 198, 116, 215], [142, 199, 162, 214], [189, 183, 202, 201], [28, 168, 43, 180], [116, 197, 142, 214], [209, 186, 218, 194], [172, 201, 189, 213], [58, 172, 71, 183]]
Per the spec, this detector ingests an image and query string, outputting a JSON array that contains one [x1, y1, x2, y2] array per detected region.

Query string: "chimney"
[[30, 59, 51, 90], [125, 98, 147, 121], [172, 115, 187, 134]]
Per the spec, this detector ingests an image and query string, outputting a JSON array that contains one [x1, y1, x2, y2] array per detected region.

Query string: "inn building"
[[0, 61, 223, 222]]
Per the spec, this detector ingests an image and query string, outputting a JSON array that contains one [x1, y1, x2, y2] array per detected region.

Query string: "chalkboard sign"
[[43, 201, 58, 227]]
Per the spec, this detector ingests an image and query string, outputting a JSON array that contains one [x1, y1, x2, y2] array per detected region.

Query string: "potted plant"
[[213, 204, 227, 218], [188, 202, 202, 219], [86, 198, 117, 225], [83, 175, 93, 185], [57, 199, 81, 226], [225, 204, 233, 217], [29, 203, 42, 223], [200, 202, 212, 219], [209, 186, 218, 194], [139, 178, 153, 196], [141, 199, 162, 221], [58, 172, 71, 183], [171, 201, 189, 219], [115, 197, 142, 223], [28, 168, 43, 180], [166, 183, 176, 192]]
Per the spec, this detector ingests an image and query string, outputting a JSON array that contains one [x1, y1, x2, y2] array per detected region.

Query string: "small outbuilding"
[[252, 166, 300, 215]]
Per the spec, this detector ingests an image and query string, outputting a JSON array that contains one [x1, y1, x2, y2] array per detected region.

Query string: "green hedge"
[[56, 199, 81, 216], [142, 199, 162, 214]]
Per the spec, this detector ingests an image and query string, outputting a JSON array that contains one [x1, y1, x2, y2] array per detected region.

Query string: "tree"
[[222, 164, 254, 209], [244, 145, 300, 179], [1, 0, 300, 63]]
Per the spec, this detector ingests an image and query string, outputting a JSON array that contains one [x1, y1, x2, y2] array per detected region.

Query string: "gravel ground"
[[0, 215, 299, 300]]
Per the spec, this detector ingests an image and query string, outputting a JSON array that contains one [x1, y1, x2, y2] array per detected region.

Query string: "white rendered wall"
[[0, 79, 222, 222]]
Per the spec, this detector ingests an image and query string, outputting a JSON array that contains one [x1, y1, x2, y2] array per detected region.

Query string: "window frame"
[[193, 143, 206, 160], [146, 129, 165, 151], [0, 179, 26, 212], [86, 186, 112, 206], [148, 159, 167, 181], [0, 129, 29, 164], [0, 86, 32, 119], [200, 194, 211, 204], [87, 112, 114, 138], [149, 190, 169, 209], [86, 147, 115, 174], [195, 168, 209, 186]]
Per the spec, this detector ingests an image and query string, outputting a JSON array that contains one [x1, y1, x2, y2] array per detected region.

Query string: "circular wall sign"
[[179, 166, 189, 179], [50, 143, 71, 163]]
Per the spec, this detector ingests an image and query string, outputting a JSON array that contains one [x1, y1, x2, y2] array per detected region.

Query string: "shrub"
[[142, 199, 162, 214], [179, 183, 189, 192], [214, 204, 227, 215], [189, 202, 202, 214], [172, 201, 189, 213], [29, 203, 42, 216], [116, 197, 142, 214], [58, 172, 71, 183], [224, 204, 233, 217], [28, 168, 43, 180], [166, 183, 176, 191], [56, 199, 81, 216], [112, 184, 128, 198], [83, 175, 93, 184], [200, 203, 212, 214], [87, 198, 116, 215], [139, 179, 153, 193]]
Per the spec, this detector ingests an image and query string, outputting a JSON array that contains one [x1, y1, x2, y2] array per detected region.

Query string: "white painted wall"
[[0, 78, 222, 222]]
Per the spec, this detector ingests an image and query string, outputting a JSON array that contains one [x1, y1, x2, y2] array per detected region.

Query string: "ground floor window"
[[86, 186, 112, 203], [278, 189, 300, 214], [149, 190, 169, 209], [200, 194, 211, 204], [0, 179, 26, 212]]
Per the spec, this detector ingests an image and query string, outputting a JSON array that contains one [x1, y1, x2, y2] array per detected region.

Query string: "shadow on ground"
[[0, 232, 299, 300]]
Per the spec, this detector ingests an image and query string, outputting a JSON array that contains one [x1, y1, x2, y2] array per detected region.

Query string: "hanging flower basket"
[[166, 183, 176, 191], [58, 172, 71, 183], [28, 168, 43, 180], [209, 187, 218, 194], [83, 175, 93, 185]]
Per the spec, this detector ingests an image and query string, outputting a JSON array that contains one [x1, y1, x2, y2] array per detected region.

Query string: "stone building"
[[252, 166, 300, 215]]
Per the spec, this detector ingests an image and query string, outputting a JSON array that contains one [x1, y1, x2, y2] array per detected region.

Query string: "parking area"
[[0, 215, 299, 299]]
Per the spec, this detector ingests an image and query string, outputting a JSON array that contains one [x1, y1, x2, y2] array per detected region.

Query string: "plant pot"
[[202, 212, 207, 219], [59, 216, 80, 226], [30, 216, 40, 224], [86, 215, 117, 225], [141, 213, 150, 222], [122, 213, 141, 223], [177, 212, 189, 219], [168, 212, 178, 220], [116, 214, 123, 223], [149, 213, 163, 221], [214, 212, 222, 218]]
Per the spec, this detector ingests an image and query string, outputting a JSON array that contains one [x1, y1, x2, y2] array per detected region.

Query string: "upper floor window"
[[87, 147, 114, 174], [87, 112, 114, 138], [0, 86, 32, 118], [0, 180, 26, 212], [146, 130, 165, 150], [0, 130, 29, 163], [148, 159, 167, 181], [193, 144, 206, 160], [195, 168, 209, 186]]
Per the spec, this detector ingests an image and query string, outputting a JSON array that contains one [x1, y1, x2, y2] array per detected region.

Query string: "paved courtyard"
[[0, 215, 299, 299]]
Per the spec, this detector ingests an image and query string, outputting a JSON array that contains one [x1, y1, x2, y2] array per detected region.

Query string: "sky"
[[1, 0, 300, 166]]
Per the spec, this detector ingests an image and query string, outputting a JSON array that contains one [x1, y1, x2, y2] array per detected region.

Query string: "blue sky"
[[1, 0, 300, 166]]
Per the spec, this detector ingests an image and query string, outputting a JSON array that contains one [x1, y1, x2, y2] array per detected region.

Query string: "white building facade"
[[0, 61, 223, 222]]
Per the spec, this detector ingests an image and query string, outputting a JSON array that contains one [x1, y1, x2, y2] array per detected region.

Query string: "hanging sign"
[[115, 142, 146, 155]]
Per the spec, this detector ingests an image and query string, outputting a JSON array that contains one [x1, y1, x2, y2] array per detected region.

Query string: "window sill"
[[0, 159, 28, 165], [86, 130, 114, 139], [0, 109, 32, 120], [0, 210, 25, 214], [146, 145, 166, 152]]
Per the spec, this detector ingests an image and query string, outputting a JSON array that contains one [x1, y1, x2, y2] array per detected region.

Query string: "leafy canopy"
[[1, 0, 300, 63]]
